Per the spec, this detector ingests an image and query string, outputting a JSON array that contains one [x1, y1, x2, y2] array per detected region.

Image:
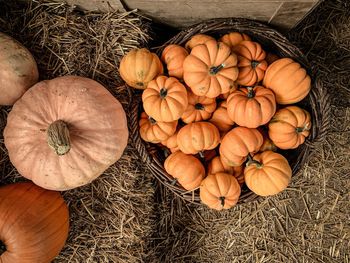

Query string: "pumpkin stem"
[[251, 60, 260, 68], [296, 123, 309, 133], [0, 240, 6, 254], [199, 151, 205, 159], [47, 120, 71, 156], [247, 87, 255, 98], [160, 88, 168, 99], [246, 154, 262, 168], [195, 103, 204, 110], [209, 64, 224, 75], [149, 117, 157, 125], [219, 196, 225, 207]]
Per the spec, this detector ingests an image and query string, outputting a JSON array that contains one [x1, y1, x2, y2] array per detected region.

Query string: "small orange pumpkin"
[[139, 112, 177, 143], [268, 106, 311, 149], [164, 151, 205, 190], [161, 44, 189, 79], [181, 91, 216, 123], [161, 130, 179, 153], [207, 156, 244, 185], [219, 127, 263, 166], [119, 48, 163, 89], [263, 58, 311, 104], [209, 101, 234, 132], [177, 122, 220, 155], [244, 151, 292, 196], [200, 172, 241, 210], [219, 82, 238, 99], [234, 41, 268, 86], [185, 34, 215, 50], [227, 86, 276, 128], [142, 76, 188, 122], [183, 39, 238, 98], [220, 32, 251, 49]]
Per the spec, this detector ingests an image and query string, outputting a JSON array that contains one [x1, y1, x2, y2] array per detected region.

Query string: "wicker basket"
[[129, 18, 331, 205]]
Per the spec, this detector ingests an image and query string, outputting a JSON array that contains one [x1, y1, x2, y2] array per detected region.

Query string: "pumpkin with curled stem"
[[184, 34, 215, 50], [209, 101, 234, 132], [181, 91, 216, 123], [0, 182, 69, 263], [268, 106, 311, 149], [164, 151, 205, 190], [119, 48, 163, 89], [208, 156, 244, 185], [0, 32, 39, 105], [220, 32, 251, 49], [139, 112, 177, 143], [200, 172, 241, 210], [161, 44, 188, 79], [183, 39, 239, 98], [4, 76, 128, 191], [142, 75, 188, 122], [244, 151, 292, 196]]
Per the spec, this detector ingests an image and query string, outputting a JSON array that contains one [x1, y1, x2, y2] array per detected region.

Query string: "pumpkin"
[[265, 52, 280, 65], [209, 101, 234, 132], [200, 172, 241, 210], [139, 112, 177, 143], [0, 182, 69, 263], [177, 122, 220, 155], [161, 130, 179, 153], [244, 151, 292, 196], [220, 127, 263, 166], [181, 91, 216, 123], [219, 82, 238, 99], [208, 156, 244, 185], [183, 39, 239, 98], [258, 127, 277, 152], [263, 58, 311, 104], [4, 76, 129, 191], [234, 41, 268, 86], [0, 32, 39, 105], [268, 106, 311, 149], [161, 44, 188, 79], [220, 32, 251, 49], [119, 48, 163, 89], [142, 75, 188, 122], [164, 151, 205, 190], [227, 86, 276, 128], [185, 34, 215, 50]]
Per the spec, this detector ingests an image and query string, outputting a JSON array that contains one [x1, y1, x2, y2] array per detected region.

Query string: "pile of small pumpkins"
[[120, 32, 312, 210]]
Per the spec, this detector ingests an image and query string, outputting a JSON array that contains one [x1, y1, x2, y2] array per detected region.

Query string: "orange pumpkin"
[[263, 58, 311, 104], [0, 32, 39, 105], [268, 106, 311, 149], [0, 182, 69, 263], [4, 76, 129, 191], [234, 41, 268, 86], [164, 151, 205, 190], [183, 39, 238, 98], [161, 130, 179, 153], [185, 34, 215, 50], [209, 101, 234, 132], [219, 82, 238, 99], [119, 48, 163, 89], [207, 156, 244, 185], [219, 127, 263, 166], [220, 32, 251, 49], [161, 44, 189, 79], [181, 91, 216, 123], [258, 127, 277, 152], [244, 151, 292, 196], [177, 122, 220, 154], [200, 172, 241, 210], [227, 86, 276, 128], [139, 112, 177, 143], [142, 76, 188, 122]]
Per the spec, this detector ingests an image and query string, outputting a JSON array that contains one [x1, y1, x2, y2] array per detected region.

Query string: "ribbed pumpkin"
[[220, 127, 263, 166], [164, 151, 205, 190], [0, 32, 39, 105], [209, 101, 234, 132], [142, 76, 188, 122], [263, 58, 311, 104], [161, 44, 189, 79], [183, 39, 239, 98], [220, 32, 251, 49], [161, 130, 179, 153], [0, 182, 69, 263], [200, 172, 241, 210], [181, 91, 216, 123], [268, 106, 311, 149], [119, 48, 163, 89], [185, 34, 215, 50], [208, 156, 244, 185], [244, 151, 292, 196], [4, 76, 129, 191], [219, 82, 238, 99], [227, 86, 276, 128], [139, 112, 177, 143], [177, 122, 220, 155], [234, 41, 268, 86]]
